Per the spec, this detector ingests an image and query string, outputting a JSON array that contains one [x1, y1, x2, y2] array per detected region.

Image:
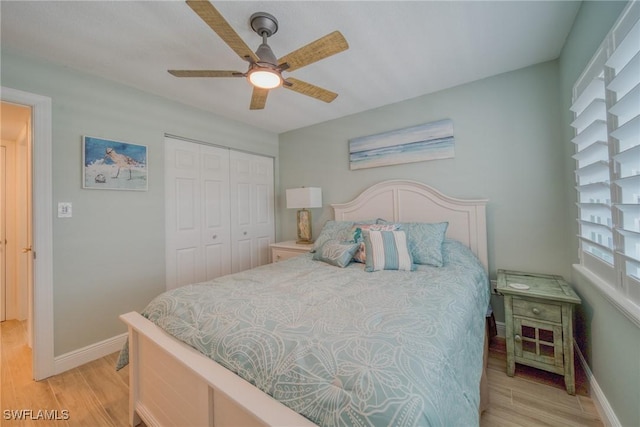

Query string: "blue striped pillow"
[[363, 230, 414, 272]]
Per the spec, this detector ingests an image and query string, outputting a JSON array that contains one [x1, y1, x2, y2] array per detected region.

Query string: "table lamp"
[[286, 187, 322, 244]]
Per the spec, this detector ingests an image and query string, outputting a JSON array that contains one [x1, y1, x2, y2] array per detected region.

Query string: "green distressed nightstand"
[[497, 269, 581, 395]]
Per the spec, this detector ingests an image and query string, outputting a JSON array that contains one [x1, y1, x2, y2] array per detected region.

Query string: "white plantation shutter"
[[608, 12, 640, 304], [571, 74, 612, 275], [571, 1, 640, 306]]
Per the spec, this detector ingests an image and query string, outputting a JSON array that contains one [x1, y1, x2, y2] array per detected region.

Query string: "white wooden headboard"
[[331, 180, 489, 271]]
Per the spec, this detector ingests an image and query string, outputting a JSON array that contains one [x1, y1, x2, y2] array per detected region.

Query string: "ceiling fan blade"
[[250, 87, 269, 110], [283, 78, 338, 103], [186, 0, 259, 63], [168, 70, 244, 77], [277, 31, 348, 73]]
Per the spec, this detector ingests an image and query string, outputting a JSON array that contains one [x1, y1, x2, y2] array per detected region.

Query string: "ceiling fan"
[[169, 0, 349, 110]]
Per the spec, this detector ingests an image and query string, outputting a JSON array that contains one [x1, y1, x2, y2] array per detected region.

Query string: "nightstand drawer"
[[513, 299, 562, 323], [270, 241, 314, 263], [272, 248, 303, 262]]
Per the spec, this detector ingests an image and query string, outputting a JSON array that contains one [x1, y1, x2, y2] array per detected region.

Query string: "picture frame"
[[349, 119, 455, 170], [82, 136, 148, 191]]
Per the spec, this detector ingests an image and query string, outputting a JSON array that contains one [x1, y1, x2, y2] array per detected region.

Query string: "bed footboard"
[[120, 312, 317, 427]]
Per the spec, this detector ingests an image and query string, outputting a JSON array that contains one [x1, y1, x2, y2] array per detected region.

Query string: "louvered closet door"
[[165, 137, 230, 290], [229, 151, 274, 273]]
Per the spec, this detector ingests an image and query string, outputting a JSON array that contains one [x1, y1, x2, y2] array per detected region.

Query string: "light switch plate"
[[58, 202, 72, 218]]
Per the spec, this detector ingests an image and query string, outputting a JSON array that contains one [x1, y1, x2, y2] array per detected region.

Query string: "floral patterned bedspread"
[[119, 239, 489, 426]]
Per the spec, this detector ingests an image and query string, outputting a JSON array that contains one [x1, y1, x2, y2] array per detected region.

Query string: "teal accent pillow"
[[379, 221, 449, 267], [312, 221, 355, 253], [351, 223, 401, 263], [404, 222, 448, 267], [363, 230, 413, 272], [313, 239, 360, 268]]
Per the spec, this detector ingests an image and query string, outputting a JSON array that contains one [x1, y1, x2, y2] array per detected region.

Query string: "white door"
[[200, 144, 231, 280], [18, 126, 33, 337], [165, 137, 230, 290], [229, 151, 274, 273]]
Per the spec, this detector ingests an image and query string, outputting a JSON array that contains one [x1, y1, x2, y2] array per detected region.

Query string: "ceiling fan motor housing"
[[250, 12, 280, 66], [255, 42, 278, 65], [250, 12, 278, 38]]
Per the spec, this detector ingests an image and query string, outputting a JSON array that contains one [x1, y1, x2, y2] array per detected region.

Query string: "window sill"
[[573, 264, 640, 329]]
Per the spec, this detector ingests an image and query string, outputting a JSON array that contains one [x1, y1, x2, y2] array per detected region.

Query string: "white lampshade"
[[286, 187, 322, 209]]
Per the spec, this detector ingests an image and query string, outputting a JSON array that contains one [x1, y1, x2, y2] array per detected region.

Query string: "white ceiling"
[[0, 1, 581, 134]]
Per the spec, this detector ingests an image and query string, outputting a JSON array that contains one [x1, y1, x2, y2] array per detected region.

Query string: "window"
[[571, 2, 640, 308]]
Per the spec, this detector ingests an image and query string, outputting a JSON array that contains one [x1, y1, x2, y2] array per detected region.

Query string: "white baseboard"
[[54, 333, 127, 375], [573, 341, 621, 427]]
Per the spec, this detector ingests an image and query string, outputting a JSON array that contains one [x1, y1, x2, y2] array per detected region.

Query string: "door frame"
[[1, 87, 54, 380], [0, 145, 5, 322]]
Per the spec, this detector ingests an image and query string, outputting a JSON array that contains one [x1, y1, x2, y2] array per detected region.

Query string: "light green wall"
[[280, 60, 567, 293], [558, 2, 639, 427], [1, 50, 279, 355]]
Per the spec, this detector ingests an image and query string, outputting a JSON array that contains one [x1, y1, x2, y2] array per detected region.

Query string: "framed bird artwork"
[[82, 136, 148, 191]]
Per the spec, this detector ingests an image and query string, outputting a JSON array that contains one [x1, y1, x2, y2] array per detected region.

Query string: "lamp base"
[[296, 209, 313, 244]]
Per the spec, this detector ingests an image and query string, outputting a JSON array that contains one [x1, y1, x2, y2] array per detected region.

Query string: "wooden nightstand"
[[270, 241, 314, 263], [497, 269, 581, 395]]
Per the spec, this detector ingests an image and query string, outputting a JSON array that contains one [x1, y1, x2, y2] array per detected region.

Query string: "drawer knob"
[[532, 307, 541, 315], [212, 234, 217, 240], [514, 335, 522, 343]]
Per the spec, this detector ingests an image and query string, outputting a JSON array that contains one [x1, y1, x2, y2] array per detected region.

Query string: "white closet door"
[[165, 138, 230, 290], [200, 144, 231, 281], [229, 151, 274, 273]]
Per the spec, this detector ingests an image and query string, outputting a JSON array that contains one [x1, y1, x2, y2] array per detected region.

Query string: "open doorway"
[[0, 102, 31, 335], [0, 87, 53, 380]]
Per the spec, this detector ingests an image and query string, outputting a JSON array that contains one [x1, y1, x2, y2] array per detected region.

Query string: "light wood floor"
[[1, 319, 603, 426], [481, 339, 603, 427]]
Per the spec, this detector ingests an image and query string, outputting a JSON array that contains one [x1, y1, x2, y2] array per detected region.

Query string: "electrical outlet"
[[58, 202, 72, 218]]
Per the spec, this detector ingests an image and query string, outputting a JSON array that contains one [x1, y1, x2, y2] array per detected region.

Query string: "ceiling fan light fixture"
[[172, 3, 349, 109], [247, 67, 282, 89]]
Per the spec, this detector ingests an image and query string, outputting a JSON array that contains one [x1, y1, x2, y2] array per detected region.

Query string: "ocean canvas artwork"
[[83, 136, 148, 190], [349, 119, 454, 170]]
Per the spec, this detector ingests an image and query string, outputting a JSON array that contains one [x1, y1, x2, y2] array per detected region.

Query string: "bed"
[[119, 179, 489, 427]]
